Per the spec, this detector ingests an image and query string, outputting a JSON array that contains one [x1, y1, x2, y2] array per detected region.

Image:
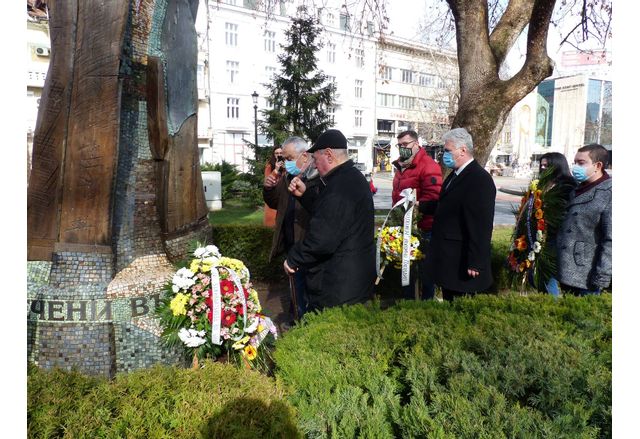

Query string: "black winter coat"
[[286, 160, 375, 311], [426, 160, 496, 293]]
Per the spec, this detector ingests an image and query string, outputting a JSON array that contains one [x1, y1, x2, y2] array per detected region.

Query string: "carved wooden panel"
[[57, 0, 129, 246], [27, 0, 78, 261]]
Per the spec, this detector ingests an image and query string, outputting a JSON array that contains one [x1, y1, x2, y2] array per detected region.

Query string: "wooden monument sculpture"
[[27, 0, 210, 376]]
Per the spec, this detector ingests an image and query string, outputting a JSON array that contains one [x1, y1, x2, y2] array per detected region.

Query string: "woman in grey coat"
[[557, 144, 612, 295]]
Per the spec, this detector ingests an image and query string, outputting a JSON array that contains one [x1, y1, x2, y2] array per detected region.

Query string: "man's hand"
[[288, 177, 307, 197], [467, 268, 480, 278], [284, 259, 297, 274], [264, 172, 280, 188]]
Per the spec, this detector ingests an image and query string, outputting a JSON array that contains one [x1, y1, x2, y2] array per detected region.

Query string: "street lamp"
[[251, 91, 259, 147]]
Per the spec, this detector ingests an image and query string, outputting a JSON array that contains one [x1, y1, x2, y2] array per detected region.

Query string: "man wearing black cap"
[[283, 129, 376, 311]]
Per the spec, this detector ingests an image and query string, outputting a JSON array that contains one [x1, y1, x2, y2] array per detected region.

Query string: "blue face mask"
[[442, 151, 456, 169], [285, 160, 301, 176], [571, 164, 589, 183]]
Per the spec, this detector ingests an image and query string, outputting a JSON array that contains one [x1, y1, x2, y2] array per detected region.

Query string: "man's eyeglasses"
[[396, 140, 416, 148]]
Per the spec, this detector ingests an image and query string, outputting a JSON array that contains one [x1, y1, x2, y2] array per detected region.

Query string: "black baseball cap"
[[307, 129, 348, 153]]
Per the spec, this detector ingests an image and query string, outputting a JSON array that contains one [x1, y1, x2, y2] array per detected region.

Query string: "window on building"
[[226, 97, 240, 119], [377, 93, 395, 107], [225, 0, 238, 5], [379, 66, 393, 80], [419, 73, 435, 87], [354, 109, 363, 127], [340, 13, 351, 31], [327, 106, 336, 124], [377, 119, 393, 132], [327, 42, 336, 63], [265, 97, 274, 109], [225, 23, 238, 46], [401, 69, 414, 84], [584, 79, 603, 145], [354, 79, 363, 99], [264, 31, 276, 52], [437, 76, 447, 89], [399, 96, 415, 109], [226, 60, 239, 83], [326, 11, 335, 27], [355, 49, 364, 68], [265, 66, 276, 79], [601, 81, 612, 148]]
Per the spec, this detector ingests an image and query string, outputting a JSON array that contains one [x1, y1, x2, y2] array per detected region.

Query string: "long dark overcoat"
[[426, 160, 496, 293], [286, 160, 375, 310]]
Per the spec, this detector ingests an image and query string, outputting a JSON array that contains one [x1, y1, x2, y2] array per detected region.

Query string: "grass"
[[209, 199, 264, 226]]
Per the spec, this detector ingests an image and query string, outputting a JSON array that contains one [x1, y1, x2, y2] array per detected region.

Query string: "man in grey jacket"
[[557, 144, 612, 295]]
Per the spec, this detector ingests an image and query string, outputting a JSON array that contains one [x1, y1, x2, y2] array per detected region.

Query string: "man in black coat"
[[284, 129, 376, 311], [426, 127, 496, 301]]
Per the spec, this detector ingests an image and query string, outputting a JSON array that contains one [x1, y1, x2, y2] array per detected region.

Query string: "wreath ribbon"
[[209, 266, 248, 345], [376, 188, 417, 286]]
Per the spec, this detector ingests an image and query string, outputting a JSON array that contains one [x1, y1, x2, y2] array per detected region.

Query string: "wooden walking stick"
[[288, 273, 299, 321]]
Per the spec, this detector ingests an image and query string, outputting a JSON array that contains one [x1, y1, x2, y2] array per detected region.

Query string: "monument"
[[27, 0, 210, 376]]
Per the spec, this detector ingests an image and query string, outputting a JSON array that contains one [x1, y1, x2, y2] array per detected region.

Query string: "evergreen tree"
[[261, 7, 337, 146]]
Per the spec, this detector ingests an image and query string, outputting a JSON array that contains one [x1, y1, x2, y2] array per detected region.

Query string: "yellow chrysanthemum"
[[243, 345, 257, 361], [189, 259, 200, 273], [169, 293, 189, 316], [232, 336, 251, 350]]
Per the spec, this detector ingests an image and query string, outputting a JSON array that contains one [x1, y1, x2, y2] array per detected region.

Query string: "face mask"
[[571, 164, 590, 183], [399, 147, 413, 160], [442, 151, 456, 169], [285, 160, 301, 176]]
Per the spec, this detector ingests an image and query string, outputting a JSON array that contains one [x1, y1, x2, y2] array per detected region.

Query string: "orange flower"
[[537, 219, 545, 231], [535, 208, 544, 219], [525, 260, 531, 268], [515, 236, 527, 251], [534, 198, 542, 209], [535, 190, 542, 198]]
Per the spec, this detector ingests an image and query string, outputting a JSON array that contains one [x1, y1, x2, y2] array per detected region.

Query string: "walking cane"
[[288, 273, 299, 321]]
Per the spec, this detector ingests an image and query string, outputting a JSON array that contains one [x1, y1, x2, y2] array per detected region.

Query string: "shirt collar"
[[455, 158, 474, 175]]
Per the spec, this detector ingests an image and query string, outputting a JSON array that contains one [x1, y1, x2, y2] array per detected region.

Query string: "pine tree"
[[261, 7, 337, 146]]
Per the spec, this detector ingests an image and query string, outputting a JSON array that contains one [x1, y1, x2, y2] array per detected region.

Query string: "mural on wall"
[[516, 104, 531, 163], [535, 100, 549, 147]]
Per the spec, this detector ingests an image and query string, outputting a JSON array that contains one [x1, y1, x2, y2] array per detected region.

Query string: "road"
[[371, 171, 530, 226]]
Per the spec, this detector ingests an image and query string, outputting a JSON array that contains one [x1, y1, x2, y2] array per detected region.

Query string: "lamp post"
[[251, 91, 259, 147]]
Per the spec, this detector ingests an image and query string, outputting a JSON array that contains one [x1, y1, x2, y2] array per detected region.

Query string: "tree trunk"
[[447, 0, 556, 167]]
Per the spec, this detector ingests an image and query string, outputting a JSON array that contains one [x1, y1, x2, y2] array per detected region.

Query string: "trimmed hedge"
[[212, 224, 284, 281], [212, 224, 515, 292], [27, 361, 300, 438], [274, 294, 611, 438]]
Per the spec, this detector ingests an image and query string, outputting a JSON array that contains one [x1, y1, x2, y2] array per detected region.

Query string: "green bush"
[[28, 360, 300, 438], [212, 224, 285, 281], [274, 294, 611, 438]]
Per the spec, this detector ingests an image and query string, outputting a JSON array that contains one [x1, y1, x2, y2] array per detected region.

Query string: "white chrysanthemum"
[[172, 267, 196, 290], [536, 230, 543, 241], [528, 251, 536, 261], [193, 245, 222, 259], [533, 241, 541, 253], [178, 328, 206, 347]]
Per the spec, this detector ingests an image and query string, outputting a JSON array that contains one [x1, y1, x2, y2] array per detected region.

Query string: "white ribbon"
[[376, 188, 417, 286], [209, 265, 248, 346]]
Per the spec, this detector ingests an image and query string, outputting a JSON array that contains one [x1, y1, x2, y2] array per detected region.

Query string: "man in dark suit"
[[426, 127, 496, 301], [283, 129, 376, 311]]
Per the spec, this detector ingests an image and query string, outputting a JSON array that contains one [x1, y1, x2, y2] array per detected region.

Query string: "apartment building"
[[26, 0, 459, 176]]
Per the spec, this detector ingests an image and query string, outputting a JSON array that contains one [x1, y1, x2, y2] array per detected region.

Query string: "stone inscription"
[[27, 294, 161, 322]]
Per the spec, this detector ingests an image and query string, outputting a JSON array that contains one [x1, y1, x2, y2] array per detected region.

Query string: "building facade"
[[507, 73, 612, 167], [196, 0, 458, 173], [26, 11, 51, 181], [26, 0, 458, 176]]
